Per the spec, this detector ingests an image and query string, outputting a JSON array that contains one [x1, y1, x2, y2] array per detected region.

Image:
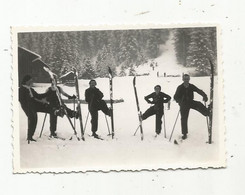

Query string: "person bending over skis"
[[141, 85, 171, 135], [85, 80, 111, 138], [19, 75, 64, 143], [174, 74, 210, 140]]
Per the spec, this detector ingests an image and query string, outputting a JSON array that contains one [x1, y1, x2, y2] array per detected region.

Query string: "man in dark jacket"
[[19, 75, 63, 143], [142, 85, 171, 135], [174, 74, 209, 140], [45, 79, 78, 137], [85, 80, 111, 138]]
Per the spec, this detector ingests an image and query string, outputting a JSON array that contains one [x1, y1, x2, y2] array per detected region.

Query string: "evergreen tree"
[[118, 30, 140, 66], [173, 28, 191, 66], [145, 30, 161, 58], [118, 65, 126, 77], [187, 27, 216, 75], [174, 27, 217, 75], [81, 57, 95, 79], [128, 65, 136, 76]]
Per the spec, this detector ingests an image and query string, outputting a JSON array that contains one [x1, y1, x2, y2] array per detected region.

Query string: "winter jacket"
[[174, 83, 207, 105], [145, 92, 171, 111], [85, 87, 104, 110], [45, 86, 62, 107], [19, 85, 48, 112]]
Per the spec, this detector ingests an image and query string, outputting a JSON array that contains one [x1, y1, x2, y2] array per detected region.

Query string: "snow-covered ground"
[[135, 31, 196, 77], [15, 75, 225, 172]]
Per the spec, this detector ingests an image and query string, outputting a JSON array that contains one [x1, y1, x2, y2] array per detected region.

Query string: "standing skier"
[[45, 78, 78, 137], [174, 74, 209, 140], [85, 80, 111, 138], [141, 85, 171, 135], [19, 75, 64, 142]]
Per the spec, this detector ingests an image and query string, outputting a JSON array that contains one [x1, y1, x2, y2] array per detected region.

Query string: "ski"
[[93, 136, 104, 141], [208, 59, 214, 144], [73, 68, 85, 141], [88, 134, 104, 140], [48, 135, 66, 141], [133, 76, 144, 141], [108, 67, 114, 139], [43, 66, 80, 141], [174, 138, 184, 145]]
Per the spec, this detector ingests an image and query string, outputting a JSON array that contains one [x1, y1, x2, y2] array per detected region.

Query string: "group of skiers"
[[19, 73, 210, 143]]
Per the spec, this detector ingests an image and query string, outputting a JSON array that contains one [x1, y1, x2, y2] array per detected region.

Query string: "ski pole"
[[73, 98, 76, 130], [169, 110, 180, 142], [83, 111, 90, 133], [39, 113, 47, 138], [204, 102, 209, 131], [133, 125, 140, 136], [163, 113, 167, 138], [104, 114, 111, 135]]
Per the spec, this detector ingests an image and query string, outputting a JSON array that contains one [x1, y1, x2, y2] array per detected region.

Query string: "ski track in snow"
[[17, 75, 223, 170]]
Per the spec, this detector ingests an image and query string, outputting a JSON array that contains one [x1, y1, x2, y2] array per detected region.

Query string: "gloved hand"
[[203, 95, 208, 102], [68, 94, 76, 99], [147, 100, 153, 104], [40, 99, 49, 105]]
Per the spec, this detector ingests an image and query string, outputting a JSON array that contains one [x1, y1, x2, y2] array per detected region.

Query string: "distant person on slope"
[[45, 78, 78, 138], [19, 75, 64, 143], [174, 74, 210, 140], [85, 80, 111, 138], [141, 85, 171, 136]]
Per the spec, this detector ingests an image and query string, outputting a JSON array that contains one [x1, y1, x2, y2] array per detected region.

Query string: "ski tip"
[[108, 67, 112, 74], [133, 76, 136, 85]]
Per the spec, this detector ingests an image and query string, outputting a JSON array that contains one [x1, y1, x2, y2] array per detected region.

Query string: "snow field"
[[17, 75, 224, 171]]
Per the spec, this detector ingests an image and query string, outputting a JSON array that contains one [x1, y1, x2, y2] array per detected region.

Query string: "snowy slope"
[[135, 31, 196, 77], [16, 75, 225, 172]]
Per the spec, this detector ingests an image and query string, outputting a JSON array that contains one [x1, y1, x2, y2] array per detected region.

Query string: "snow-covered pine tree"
[[173, 28, 191, 67], [187, 27, 216, 76], [81, 57, 95, 79]]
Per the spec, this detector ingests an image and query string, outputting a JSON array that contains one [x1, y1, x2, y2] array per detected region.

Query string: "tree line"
[[174, 27, 217, 75], [18, 29, 169, 78], [18, 27, 217, 79]]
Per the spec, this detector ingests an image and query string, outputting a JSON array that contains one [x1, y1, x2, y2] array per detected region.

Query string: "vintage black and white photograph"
[[12, 25, 225, 172]]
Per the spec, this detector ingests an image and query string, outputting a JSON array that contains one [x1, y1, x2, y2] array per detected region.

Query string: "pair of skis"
[[73, 68, 85, 141], [133, 77, 144, 141]]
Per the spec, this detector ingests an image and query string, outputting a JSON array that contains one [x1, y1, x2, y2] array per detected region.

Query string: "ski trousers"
[[180, 100, 209, 135], [22, 102, 54, 139], [50, 105, 76, 135], [89, 100, 110, 134], [142, 106, 164, 134]]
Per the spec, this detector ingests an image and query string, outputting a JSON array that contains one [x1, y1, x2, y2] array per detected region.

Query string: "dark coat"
[[85, 87, 104, 111], [145, 92, 171, 111], [19, 86, 48, 115], [45, 86, 62, 108], [174, 83, 207, 105]]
